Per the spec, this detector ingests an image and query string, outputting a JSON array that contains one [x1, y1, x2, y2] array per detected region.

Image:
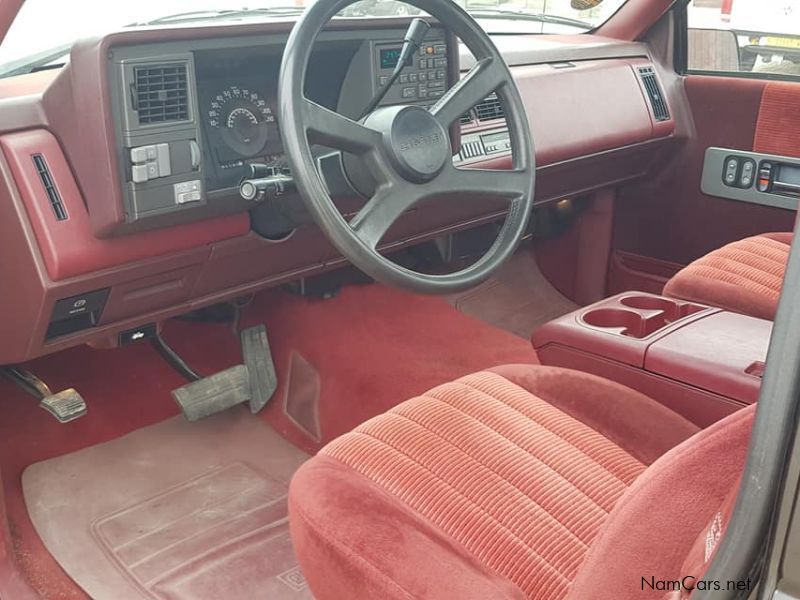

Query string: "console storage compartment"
[[534, 293, 772, 426]]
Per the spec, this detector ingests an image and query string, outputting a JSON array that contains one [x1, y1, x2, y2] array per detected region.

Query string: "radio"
[[373, 36, 449, 106]]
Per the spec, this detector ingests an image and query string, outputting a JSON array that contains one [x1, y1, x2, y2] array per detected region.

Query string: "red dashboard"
[[0, 22, 677, 364]]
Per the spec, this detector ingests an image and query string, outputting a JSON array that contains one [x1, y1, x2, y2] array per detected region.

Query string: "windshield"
[[0, 0, 628, 77]]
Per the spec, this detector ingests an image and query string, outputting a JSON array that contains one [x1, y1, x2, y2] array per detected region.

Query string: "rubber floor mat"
[[22, 407, 311, 600]]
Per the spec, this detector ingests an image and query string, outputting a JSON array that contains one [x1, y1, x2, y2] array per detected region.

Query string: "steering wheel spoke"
[[303, 98, 381, 155], [446, 165, 529, 200], [430, 58, 505, 128], [349, 183, 425, 250]]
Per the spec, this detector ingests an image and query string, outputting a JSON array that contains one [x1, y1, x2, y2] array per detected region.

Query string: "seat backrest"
[[566, 405, 755, 600]]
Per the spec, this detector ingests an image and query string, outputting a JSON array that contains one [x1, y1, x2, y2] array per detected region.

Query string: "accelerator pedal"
[[241, 325, 277, 414], [172, 365, 250, 422]]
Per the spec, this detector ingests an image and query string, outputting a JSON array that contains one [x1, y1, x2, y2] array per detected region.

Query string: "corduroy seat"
[[289, 365, 755, 600], [664, 232, 791, 321]]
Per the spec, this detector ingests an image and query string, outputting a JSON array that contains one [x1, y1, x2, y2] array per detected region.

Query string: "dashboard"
[[107, 28, 454, 234], [0, 18, 677, 364]]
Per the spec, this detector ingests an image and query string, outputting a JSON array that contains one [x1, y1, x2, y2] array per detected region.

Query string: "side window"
[[684, 0, 800, 79]]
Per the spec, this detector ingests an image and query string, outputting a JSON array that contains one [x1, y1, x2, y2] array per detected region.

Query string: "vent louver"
[[132, 64, 190, 125], [638, 66, 670, 122], [32, 154, 67, 221], [474, 93, 505, 122], [460, 112, 474, 126]]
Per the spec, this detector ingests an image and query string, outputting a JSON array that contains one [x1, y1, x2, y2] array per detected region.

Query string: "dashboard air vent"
[[32, 154, 67, 221], [638, 66, 670, 122], [474, 93, 505, 122], [132, 63, 190, 125], [460, 112, 475, 126]]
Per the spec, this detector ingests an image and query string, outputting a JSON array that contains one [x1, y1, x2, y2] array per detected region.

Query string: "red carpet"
[[0, 283, 538, 598]]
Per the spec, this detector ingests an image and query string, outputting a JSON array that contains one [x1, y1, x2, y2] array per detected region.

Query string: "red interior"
[[534, 292, 771, 426], [0, 284, 538, 598], [0, 0, 796, 597]]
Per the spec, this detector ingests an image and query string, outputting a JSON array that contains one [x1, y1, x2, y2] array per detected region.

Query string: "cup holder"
[[581, 308, 664, 339], [620, 296, 705, 322], [581, 295, 708, 339]]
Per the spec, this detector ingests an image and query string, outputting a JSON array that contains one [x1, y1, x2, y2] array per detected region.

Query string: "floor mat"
[[447, 248, 578, 338], [22, 408, 310, 600], [2, 282, 538, 598]]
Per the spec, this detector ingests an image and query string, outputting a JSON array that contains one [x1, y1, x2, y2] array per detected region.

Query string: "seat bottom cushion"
[[664, 232, 791, 320], [289, 366, 699, 600]]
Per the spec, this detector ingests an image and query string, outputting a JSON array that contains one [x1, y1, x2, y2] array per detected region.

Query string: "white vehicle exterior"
[[728, 0, 800, 37]]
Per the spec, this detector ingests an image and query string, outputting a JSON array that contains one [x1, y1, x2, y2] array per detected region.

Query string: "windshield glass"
[[0, 0, 627, 77]]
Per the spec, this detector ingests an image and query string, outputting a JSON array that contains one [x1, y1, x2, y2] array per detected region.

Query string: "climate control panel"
[[454, 128, 511, 165]]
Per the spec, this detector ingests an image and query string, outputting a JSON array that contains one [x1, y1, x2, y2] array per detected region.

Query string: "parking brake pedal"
[[1, 367, 87, 423], [40, 389, 88, 423]]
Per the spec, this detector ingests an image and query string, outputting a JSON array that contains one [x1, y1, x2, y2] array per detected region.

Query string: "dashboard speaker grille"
[[474, 93, 505, 122], [638, 66, 670, 122], [32, 154, 67, 221], [133, 64, 190, 125]]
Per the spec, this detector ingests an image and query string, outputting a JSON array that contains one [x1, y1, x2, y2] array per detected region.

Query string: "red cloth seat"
[[664, 232, 791, 320], [289, 365, 755, 600]]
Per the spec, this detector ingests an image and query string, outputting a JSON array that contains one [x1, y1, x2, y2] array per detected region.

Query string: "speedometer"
[[207, 86, 276, 157]]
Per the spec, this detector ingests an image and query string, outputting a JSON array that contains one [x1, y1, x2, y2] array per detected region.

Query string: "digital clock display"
[[380, 48, 402, 70]]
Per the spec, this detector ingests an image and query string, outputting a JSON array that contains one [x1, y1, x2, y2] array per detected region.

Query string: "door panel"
[[612, 75, 797, 276]]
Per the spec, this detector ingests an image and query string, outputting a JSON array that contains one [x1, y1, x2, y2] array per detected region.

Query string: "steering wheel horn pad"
[[364, 105, 450, 183], [278, 0, 536, 294]]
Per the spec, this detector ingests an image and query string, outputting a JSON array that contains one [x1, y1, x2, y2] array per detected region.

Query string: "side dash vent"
[[132, 63, 190, 125], [474, 93, 505, 122], [32, 154, 67, 221], [638, 66, 670, 122]]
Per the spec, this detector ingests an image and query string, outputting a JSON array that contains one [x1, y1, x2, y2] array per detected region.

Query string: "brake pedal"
[[172, 365, 251, 422], [1, 367, 87, 423], [240, 325, 277, 414]]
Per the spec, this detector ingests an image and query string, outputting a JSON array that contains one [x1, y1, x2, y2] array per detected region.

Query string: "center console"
[[533, 293, 772, 426]]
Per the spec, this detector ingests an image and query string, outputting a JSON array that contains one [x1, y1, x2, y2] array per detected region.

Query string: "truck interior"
[[1, 0, 800, 598]]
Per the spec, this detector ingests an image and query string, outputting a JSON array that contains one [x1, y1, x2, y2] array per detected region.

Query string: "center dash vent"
[[638, 66, 670, 122], [132, 63, 190, 125], [474, 93, 505, 122], [32, 154, 67, 221]]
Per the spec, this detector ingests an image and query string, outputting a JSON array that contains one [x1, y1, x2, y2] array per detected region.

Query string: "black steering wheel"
[[278, 0, 535, 294]]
